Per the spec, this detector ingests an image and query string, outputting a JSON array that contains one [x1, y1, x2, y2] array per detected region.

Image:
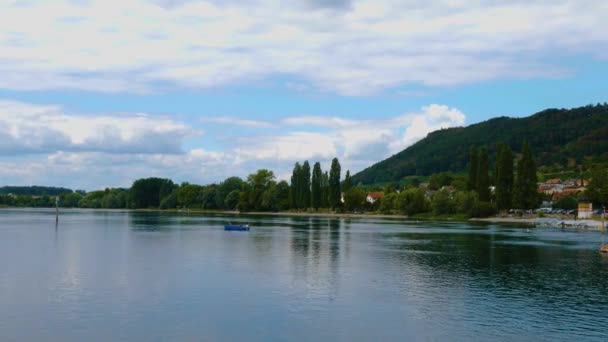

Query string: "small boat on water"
[[224, 223, 250, 231]]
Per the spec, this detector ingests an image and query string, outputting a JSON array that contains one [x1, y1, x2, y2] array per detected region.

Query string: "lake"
[[1, 208, 607, 341]]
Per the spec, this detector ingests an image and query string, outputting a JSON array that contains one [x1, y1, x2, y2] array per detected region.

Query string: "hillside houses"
[[366, 192, 385, 204], [538, 178, 586, 200]]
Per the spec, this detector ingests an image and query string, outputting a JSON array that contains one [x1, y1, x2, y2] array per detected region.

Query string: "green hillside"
[[352, 103, 608, 185]]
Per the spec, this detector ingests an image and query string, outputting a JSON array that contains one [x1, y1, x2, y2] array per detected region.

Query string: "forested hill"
[[352, 103, 608, 185]]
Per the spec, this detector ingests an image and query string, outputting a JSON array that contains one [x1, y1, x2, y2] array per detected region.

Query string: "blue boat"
[[224, 224, 250, 231]]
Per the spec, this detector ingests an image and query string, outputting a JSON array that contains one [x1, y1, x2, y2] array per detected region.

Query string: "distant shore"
[[2, 206, 603, 227]]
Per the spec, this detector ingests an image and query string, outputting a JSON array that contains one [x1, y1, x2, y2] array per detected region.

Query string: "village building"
[[366, 192, 385, 204]]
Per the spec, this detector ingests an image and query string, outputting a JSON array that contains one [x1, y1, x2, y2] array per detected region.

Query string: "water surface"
[[1, 209, 607, 341]]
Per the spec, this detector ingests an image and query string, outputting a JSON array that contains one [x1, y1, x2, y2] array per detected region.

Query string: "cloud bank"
[[0, 0, 606, 95], [0, 99, 465, 189]]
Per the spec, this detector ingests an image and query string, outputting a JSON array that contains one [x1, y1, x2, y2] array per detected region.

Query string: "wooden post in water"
[[55, 196, 59, 224]]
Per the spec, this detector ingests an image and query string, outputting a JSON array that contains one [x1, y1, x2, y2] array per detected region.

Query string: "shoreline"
[[469, 217, 536, 224], [3, 206, 605, 228], [0, 206, 527, 224]]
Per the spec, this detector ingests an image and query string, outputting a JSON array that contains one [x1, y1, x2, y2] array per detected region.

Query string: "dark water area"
[[1, 208, 607, 341]]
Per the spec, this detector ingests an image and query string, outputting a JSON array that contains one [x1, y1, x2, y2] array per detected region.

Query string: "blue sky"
[[0, 0, 607, 190]]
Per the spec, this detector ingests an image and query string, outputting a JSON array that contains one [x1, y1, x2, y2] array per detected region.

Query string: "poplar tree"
[[514, 142, 538, 210], [343, 170, 353, 192], [467, 145, 479, 191], [588, 167, 608, 206], [495, 143, 514, 210], [321, 171, 330, 208], [301, 161, 311, 209], [311, 162, 322, 210], [290, 162, 302, 209], [477, 146, 490, 201], [329, 158, 342, 209]]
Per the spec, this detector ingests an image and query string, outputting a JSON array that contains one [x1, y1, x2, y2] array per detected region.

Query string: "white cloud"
[[200, 116, 276, 128], [0, 98, 464, 189], [0, 99, 196, 155], [235, 132, 338, 161], [0, 0, 606, 95], [282, 116, 359, 128]]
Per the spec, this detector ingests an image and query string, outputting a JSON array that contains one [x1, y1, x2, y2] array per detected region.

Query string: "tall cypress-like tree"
[[290, 162, 302, 209], [321, 171, 330, 208], [300, 161, 311, 209], [343, 170, 353, 192], [329, 158, 342, 209], [467, 145, 479, 191], [495, 143, 514, 210], [514, 142, 538, 210], [311, 162, 322, 210], [477, 146, 490, 201], [588, 167, 608, 206]]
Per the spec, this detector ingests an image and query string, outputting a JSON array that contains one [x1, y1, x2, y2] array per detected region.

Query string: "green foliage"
[[159, 189, 178, 209], [352, 103, 608, 184], [258, 180, 289, 212], [300, 161, 311, 209], [342, 170, 353, 192], [79, 188, 128, 209], [224, 190, 241, 210], [290, 162, 302, 209], [470, 201, 497, 218], [467, 145, 479, 191], [343, 187, 366, 212], [495, 143, 514, 210], [554, 196, 578, 210], [477, 146, 490, 201], [429, 172, 454, 191], [238, 169, 276, 211], [514, 142, 538, 209], [587, 166, 608, 206], [320, 171, 330, 208], [396, 188, 429, 216], [329, 158, 342, 209], [200, 185, 218, 210], [454, 191, 478, 216], [275, 181, 291, 211], [130, 178, 175, 209], [215, 177, 244, 209], [59, 192, 83, 208], [311, 162, 322, 210], [432, 190, 455, 215], [177, 184, 204, 208], [379, 192, 398, 214]]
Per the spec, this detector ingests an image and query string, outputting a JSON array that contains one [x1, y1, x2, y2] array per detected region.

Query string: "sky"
[[0, 0, 607, 190]]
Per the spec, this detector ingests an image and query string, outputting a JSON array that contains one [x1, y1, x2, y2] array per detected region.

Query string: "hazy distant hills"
[[352, 103, 608, 185]]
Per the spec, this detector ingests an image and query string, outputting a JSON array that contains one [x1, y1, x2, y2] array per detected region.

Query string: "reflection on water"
[[1, 208, 607, 341]]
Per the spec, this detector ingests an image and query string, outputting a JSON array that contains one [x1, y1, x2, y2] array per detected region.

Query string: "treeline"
[[0, 186, 80, 196], [127, 158, 350, 212], [0, 188, 129, 209], [356, 142, 540, 218]]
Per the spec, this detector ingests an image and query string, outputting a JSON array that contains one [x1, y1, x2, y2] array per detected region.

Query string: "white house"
[[366, 192, 385, 204]]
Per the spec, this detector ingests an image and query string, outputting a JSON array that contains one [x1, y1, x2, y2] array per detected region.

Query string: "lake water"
[[1, 209, 607, 341]]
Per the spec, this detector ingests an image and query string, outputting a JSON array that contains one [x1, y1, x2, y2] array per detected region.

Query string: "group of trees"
[[467, 142, 538, 211], [289, 158, 344, 210], [0, 158, 348, 213]]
